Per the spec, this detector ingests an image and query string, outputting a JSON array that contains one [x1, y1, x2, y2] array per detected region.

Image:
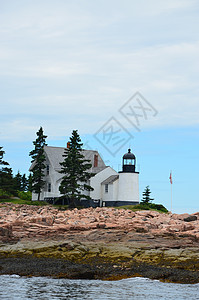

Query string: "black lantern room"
[[122, 149, 136, 173]]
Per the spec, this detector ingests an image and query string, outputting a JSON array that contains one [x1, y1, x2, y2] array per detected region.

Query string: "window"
[[94, 154, 98, 167], [47, 165, 49, 175], [105, 184, 108, 193], [124, 158, 135, 165], [48, 183, 51, 192]]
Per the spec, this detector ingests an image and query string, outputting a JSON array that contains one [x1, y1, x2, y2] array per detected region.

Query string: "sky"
[[0, 0, 199, 213]]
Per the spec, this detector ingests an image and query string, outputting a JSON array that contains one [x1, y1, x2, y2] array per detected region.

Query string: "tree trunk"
[[37, 192, 40, 201], [69, 193, 75, 208]]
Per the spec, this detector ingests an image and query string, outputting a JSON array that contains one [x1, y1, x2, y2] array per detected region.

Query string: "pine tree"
[[27, 173, 33, 193], [141, 185, 154, 204], [29, 127, 47, 201], [21, 174, 28, 191], [0, 147, 9, 167], [0, 147, 15, 195], [59, 130, 94, 207], [14, 171, 23, 191]]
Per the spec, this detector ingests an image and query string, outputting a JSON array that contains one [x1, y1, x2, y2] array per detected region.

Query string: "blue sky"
[[0, 0, 199, 213]]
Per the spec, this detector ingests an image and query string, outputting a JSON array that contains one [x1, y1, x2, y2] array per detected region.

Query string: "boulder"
[[184, 215, 197, 222], [0, 224, 14, 241], [172, 213, 190, 220]]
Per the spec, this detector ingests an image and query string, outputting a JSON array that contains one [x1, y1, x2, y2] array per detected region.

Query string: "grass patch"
[[116, 203, 168, 213], [0, 189, 49, 206], [53, 205, 69, 210], [0, 198, 49, 206], [17, 191, 32, 201]]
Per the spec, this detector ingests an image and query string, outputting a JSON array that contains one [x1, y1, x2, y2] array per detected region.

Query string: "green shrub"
[[148, 203, 168, 213], [0, 189, 12, 199], [28, 200, 48, 206], [135, 203, 150, 210], [116, 202, 168, 213], [17, 191, 32, 201]]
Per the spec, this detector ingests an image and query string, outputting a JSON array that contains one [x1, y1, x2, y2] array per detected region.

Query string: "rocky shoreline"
[[0, 203, 199, 283]]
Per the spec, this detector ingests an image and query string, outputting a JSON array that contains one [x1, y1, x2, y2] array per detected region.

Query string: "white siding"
[[90, 167, 118, 200], [102, 183, 113, 201], [118, 173, 139, 202], [112, 180, 119, 201]]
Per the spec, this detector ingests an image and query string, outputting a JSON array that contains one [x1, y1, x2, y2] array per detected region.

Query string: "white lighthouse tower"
[[117, 149, 139, 205]]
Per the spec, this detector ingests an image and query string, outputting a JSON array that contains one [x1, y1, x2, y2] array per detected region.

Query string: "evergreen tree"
[[14, 171, 23, 191], [27, 173, 33, 193], [29, 127, 47, 201], [0, 147, 9, 166], [21, 174, 28, 191], [59, 130, 94, 207], [141, 185, 154, 204], [0, 147, 15, 194], [0, 167, 15, 195], [13, 172, 28, 192]]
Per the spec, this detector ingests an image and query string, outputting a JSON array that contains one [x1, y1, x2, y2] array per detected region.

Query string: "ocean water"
[[0, 275, 199, 300]]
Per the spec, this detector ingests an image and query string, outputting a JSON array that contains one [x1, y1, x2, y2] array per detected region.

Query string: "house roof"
[[101, 175, 119, 185], [29, 146, 107, 174]]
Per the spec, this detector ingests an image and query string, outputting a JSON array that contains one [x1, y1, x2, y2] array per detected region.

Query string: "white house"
[[29, 146, 139, 207]]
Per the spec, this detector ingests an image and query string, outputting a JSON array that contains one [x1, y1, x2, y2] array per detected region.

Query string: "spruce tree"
[[141, 185, 154, 204], [21, 174, 28, 191], [14, 171, 23, 191], [29, 127, 47, 201], [27, 173, 33, 192], [59, 130, 94, 207], [0, 166, 14, 194], [0, 147, 9, 166], [0, 147, 15, 195]]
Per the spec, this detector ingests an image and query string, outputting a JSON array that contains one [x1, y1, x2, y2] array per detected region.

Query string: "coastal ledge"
[[0, 203, 199, 283]]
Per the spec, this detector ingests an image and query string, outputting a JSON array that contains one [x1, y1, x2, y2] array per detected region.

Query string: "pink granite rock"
[[0, 224, 13, 241], [172, 213, 190, 220], [0, 203, 199, 243]]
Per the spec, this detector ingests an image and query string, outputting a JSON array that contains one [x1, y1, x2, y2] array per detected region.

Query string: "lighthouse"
[[117, 149, 139, 205]]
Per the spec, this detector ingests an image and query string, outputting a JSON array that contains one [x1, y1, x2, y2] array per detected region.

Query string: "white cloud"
[[135, 0, 198, 16], [0, 0, 199, 142]]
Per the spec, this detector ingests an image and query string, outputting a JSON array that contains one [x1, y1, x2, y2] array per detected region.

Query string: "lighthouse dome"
[[123, 149, 135, 159], [122, 149, 136, 173]]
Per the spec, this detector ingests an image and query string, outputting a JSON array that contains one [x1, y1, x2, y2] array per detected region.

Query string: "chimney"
[[67, 142, 70, 149], [94, 154, 98, 167]]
